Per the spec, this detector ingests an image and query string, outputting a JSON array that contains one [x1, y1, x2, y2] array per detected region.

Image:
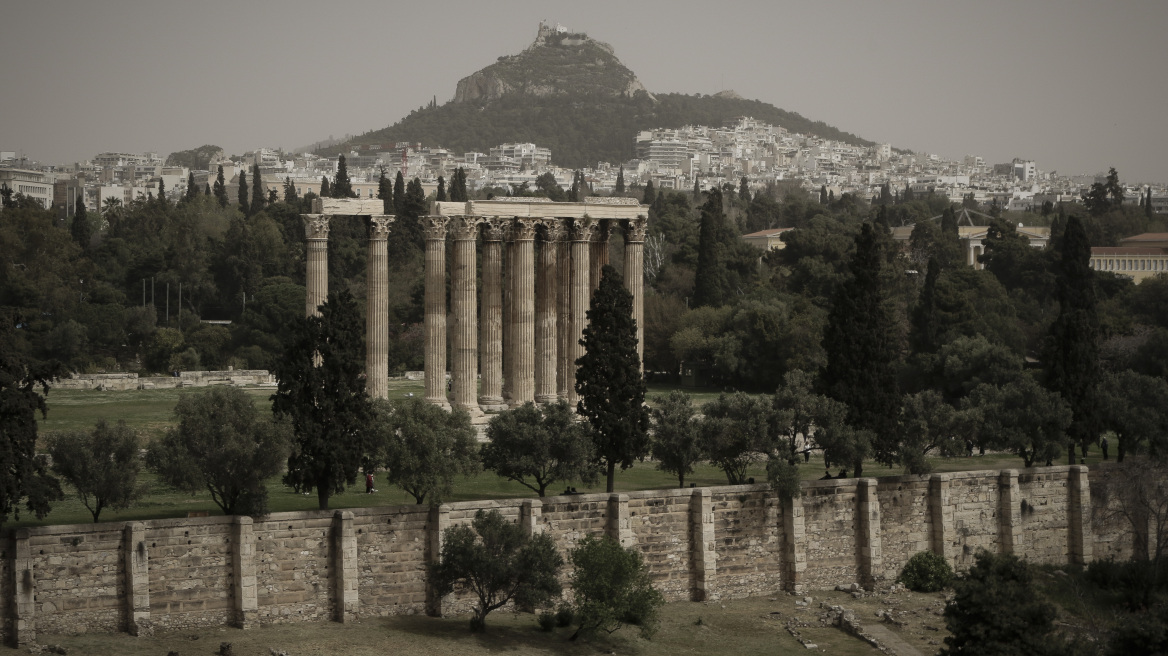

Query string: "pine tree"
[[436, 175, 446, 202], [70, 193, 91, 250], [1044, 215, 1101, 462], [238, 170, 249, 215], [376, 168, 392, 214], [820, 222, 901, 475], [393, 171, 406, 215], [213, 165, 228, 208], [184, 172, 198, 203], [615, 166, 625, 194], [319, 176, 331, 198], [333, 154, 354, 198], [576, 265, 649, 493], [642, 179, 656, 206], [250, 164, 265, 215], [739, 177, 751, 204]]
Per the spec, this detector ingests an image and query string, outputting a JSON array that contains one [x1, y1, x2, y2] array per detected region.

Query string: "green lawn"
[[23, 382, 1109, 528]]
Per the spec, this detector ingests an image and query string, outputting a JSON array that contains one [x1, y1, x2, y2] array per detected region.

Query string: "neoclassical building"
[[301, 196, 649, 412]]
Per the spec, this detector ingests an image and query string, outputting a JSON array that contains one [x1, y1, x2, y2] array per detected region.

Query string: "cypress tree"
[[319, 176, 331, 198], [575, 265, 649, 493], [204, 183, 211, 196], [157, 178, 168, 208], [820, 222, 901, 475], [70, 193, 91, 250], [238, 170, 249, 215], [284, 176, 299, 204], [268, 188, 278, 204], [333, 154, 354, 198], [1147, 188, 1155, 219], [213, 165, 228, 208], [910, 258, 941, 355], [739, 177, 751, 204], [448, 167, 468, 202], [250, 164, 265, 215], [642, 179, 656, 206], [436, 176, 446, 202], [376, 169, 392, 214], [819, 185, 828, 204], [1044, 215, 1100, 462], [615, 166, 625, 194], [828, 190, 835, 203], [569, 172, 579, 202], [693, 178, 701, 203], [393, 171, 405, 215], [692, 188, 732, 308], [184, 172, 198, 203]]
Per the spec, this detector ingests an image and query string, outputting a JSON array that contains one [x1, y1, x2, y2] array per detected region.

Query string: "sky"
[[3, 0, 1167, 183]]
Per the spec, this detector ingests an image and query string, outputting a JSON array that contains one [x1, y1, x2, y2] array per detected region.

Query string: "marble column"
[[535, 219, 563, 404], [365, 215, 394, 399], [511, 218, 538, 405], [568, 218, 596, 407], [303, 214, 330, 317], [479, 218, 506, 409], [589, 219, 611, 293], [556, 228, 572, 402], [502, 224, 515, 405], [624, 217, 647, 372], [450, 216, 481, 414], [423, 216, 450, 409]]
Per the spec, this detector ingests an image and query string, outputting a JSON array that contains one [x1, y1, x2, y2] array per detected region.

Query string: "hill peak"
[[453, 22, 648, 104]]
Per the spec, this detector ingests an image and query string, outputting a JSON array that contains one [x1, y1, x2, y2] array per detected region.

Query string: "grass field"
[[23, 382, 1109, 529]]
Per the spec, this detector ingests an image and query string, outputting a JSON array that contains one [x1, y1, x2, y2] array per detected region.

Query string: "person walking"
[[366, 472, 375, 494], [1101, 436, 1109, 461]]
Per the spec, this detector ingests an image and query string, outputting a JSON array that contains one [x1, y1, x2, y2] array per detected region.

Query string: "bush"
[[537, 611, 556, 632], [555, 604, 574, 627], [898, 550, 953, 592]]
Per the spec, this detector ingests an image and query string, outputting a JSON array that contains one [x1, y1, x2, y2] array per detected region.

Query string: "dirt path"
[[863, 622, 927, 656]]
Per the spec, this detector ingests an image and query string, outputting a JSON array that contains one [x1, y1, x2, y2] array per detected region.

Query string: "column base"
[[478, 396, 507, 412], [535, 393, 560, 405], [425, 397, 451, 411], [454, 402, 485, 418]]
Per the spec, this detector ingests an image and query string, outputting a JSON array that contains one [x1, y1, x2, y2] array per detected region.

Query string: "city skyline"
[[3, 0, 1166, 182]]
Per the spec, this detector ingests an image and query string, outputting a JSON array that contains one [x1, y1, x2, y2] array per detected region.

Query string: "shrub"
[[898, 550, 953, 592], [555, 604, 574, 627], [537, 612, 556, 632]]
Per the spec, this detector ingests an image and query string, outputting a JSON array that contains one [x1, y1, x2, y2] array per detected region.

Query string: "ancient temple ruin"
[[301, 197, 648, 411]]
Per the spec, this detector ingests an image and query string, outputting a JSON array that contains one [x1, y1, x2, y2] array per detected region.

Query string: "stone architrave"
[[479, 218, 507, 410], [302, 214, 331, 317], [449, 216, 482, 414], [423, 216, 450, 409], [623, 217, 647, 370], [535, 219, 564, 404], [589, 219, 611, 292], [556, 229, 572, 401], [567, 217, 597, 406], [511, 218, 539, 405], [365, 215, 394, 400]]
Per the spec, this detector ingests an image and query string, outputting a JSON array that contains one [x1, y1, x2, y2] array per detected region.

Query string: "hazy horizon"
[[3, 0, 1166, 182]]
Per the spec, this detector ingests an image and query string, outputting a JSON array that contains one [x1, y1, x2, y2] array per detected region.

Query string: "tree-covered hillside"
[[338, 92, 872, 168], [165, 145, 223, 171]]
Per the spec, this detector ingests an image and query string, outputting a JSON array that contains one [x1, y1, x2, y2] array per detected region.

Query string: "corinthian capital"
[[449, 215, 484, 240], [302, 214, 331, 240], [423, 215, 449, 240], [539, 218, 567, 243], [571, 216, 597, 242], [368, 215, 394, 240], [482, 216, 508, 242], [624, 217, 647, 243], [512, 217, 539, 241]]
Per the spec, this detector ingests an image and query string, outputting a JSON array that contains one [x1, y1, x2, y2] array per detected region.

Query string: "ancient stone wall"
[[0, 465, 1128, 645]]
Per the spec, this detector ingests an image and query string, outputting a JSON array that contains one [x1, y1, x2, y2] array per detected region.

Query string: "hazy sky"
[[3, 0, 1167, 182]]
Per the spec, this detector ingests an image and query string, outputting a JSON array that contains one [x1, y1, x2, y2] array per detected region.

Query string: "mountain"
[[333, 25, 873, 168]]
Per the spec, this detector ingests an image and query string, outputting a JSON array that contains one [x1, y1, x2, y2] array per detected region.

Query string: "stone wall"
[[52, 370, 274, 391], [0, 465, 1130, 646]]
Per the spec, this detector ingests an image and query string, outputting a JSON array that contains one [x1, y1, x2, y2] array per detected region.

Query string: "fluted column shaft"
[[556, 233, 572, 401], [479, 219, 505, 408], [303, 215, 330, 317], [535, 220, 562, 404], [503, 228, 515, 404], [512, 219, 538, 405], [450, 217, 480, 414], [624, 218, 647, 372], [423, 216, 449, 408], [589, 220, 611, 293], [365, 215, 394, 399], [568, 218, 596, 407]]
